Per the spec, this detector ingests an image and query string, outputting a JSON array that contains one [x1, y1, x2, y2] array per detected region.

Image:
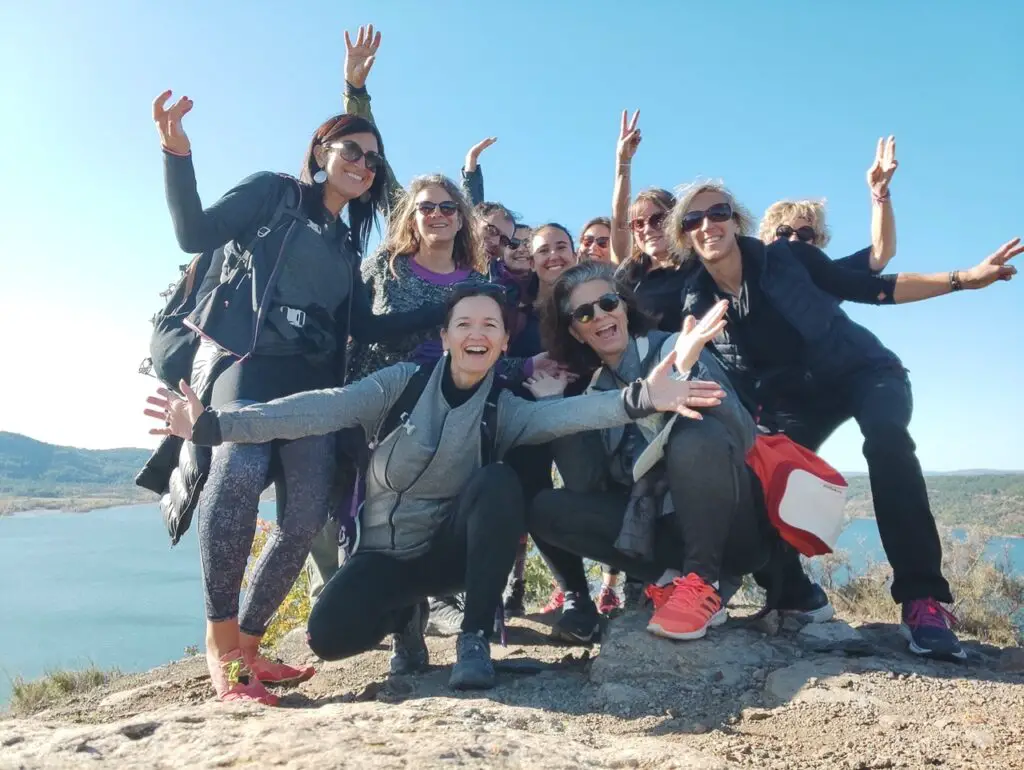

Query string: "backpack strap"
[[479, 382, 502, 466], [227, 176, 304, 277], [372, 362, 436, 449]]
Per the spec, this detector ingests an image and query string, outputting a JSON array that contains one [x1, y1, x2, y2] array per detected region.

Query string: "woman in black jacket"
[[152, 91, 445, 704]]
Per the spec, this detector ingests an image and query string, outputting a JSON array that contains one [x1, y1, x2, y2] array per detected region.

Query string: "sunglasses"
[[580, 235, 610, 249], [569, 292, 622, 324], [628, 211, 667, 233], [416, 201, 459, 217], [775, 224, 817, 243], [680, 202, 734, 233], [484, 223, 522, 250], [326, 140, 384, 171]]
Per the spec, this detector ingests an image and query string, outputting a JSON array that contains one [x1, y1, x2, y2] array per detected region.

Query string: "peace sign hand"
[[962, 237, 1021, 290], [152, 90, 193, 156], [867, 135, 898, 198], [616, 110, 642, 165], [644, 351, 726, 421], [143, 380, 205, 440], [673, 299, 729, 374], [344, 25, 382, 89]]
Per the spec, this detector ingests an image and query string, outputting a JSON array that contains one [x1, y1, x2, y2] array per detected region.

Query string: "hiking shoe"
[[647, 574, 727, 641], [901, 598, 967, 662], [623, 580, 646, 612], [597, 585, 621, 615], [540, 587, 565, 614], [449, 631, 496, 690], [552, 592, 601, 645], [213, 649, 278, 706], [426, 594, 465, 636], [504, 579, 526, 618], [778, 583, 835, 624], [246, 655, 315, 686], [390, 601, 430, 675]]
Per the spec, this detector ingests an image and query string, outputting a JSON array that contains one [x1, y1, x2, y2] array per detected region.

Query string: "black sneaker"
[[551, 592, 601, 645], [504, 579, 526, 618], [426, 594, 465, 636], [778, 582, 834, 623], [390, 600, 429, 676], [622, 580, 646, 612], [449, 631, 496, 690], [901, 598, 967, 662]]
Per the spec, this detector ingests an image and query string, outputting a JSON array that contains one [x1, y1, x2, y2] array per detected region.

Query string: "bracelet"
[[872, 188, 891, 204], [949, 270, 963, 291]]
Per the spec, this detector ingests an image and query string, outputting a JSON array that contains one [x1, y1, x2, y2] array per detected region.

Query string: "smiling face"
[[504, 224, 533, 275], [682, 190, 741, 264], [413, 184, 462, 247], [320, 131, 379, 201], [440, 294, 509, 381], [566, 279, 629, 364], [481, 211, 516, 261], [532, 226, 576, 286], [579, 222, 612, 262], [630, 198, 670, 258]]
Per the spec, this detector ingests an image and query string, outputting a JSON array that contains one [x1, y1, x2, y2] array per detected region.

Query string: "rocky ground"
[[3, 608, 1023, 769]]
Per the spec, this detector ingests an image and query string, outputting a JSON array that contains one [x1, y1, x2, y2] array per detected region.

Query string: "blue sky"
[[0, 1, 1021, 472]]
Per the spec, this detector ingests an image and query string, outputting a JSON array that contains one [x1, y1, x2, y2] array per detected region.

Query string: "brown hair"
[[383, 175, 486, 277], [617, 188, 678, 285]]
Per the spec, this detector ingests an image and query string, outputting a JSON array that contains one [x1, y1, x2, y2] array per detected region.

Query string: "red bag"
[[746, 433, 848, 556]]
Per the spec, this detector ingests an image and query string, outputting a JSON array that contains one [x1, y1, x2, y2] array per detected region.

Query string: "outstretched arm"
[[610, 110, 641, 265]]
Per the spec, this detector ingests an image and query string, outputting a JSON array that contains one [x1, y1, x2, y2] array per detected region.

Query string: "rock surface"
[[2, 612, 1023, 769]]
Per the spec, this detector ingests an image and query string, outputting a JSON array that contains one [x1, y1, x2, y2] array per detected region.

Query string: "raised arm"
[[610, 110, 641, 265], [462, 137, 496, 205], [866, 135, 898, 271]]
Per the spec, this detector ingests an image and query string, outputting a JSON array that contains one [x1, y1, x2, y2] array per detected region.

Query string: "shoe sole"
[[647, 608, 728, 641], [257, 669, 316, 686], [449, 671, 496, 690], [781, 602, 835, 624], [899, 623, 968, 662], [550, 623, 601, 645]]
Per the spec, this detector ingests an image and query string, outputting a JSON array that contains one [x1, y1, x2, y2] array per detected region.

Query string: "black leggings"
[[307, 464, 525, 660]]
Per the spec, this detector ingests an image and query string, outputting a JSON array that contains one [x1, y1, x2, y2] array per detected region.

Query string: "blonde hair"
[[758, 200, 832, 247], [383, 174, 486, 277], [667, 180, 756, 264]]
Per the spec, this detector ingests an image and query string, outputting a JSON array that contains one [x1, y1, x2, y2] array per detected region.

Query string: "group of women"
[[144, 24, 1020, 704]]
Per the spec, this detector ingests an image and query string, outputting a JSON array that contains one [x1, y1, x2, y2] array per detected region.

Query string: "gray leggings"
[[197, 435, 335, 636]]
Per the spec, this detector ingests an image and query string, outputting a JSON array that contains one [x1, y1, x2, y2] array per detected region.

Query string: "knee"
[[861, 420, 915, 454], [480, 463, 525, 509], [527, 489, 563, 539], [306, 601, 357, 662], [665, 416, 734, 471]]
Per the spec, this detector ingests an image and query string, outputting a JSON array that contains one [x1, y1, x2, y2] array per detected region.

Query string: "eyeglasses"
[[580, 235, 610, 249], [416, 201, 459, 217], [485, 223, 521, 249], [628, 211, 667, 233], [569, 292, 622, 324], [326, 140, 384, 171], [680, 202, 734, 233], [775, 224, 817, 243]]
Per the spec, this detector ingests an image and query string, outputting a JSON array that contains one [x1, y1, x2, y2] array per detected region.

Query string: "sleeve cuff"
[[191, 409, 224, 446], [622, 380, 657, 419], [344, 81, 368, 96]]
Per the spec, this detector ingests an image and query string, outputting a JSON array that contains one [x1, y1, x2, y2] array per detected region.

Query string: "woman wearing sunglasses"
[[146, 283, 722, 690], [759, 136, 900, 273], [151, 90, 454, 705], [528, 261, 775, 643], [669, 181, 1020, 662], [608, 111, 692, 332], [578, 216, 614, 263]]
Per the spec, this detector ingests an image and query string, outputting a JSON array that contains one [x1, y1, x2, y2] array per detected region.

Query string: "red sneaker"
[[596, 586, 621, 615], [540, 588, 565, 614], [644, 582, 676, 611], [247, 654, 316, 686], [212, 650, 279, 706], [647, 574, 727, 641]]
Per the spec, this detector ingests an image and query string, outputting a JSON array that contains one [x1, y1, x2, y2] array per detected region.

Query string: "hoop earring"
[[313, 169, 327, 184]]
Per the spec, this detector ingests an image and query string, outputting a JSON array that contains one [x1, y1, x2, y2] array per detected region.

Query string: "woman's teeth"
[[345, 172, 363, 182], [595, 324, 616, 338], [466, 346, 488, 355], [704, 235, 722, 245]]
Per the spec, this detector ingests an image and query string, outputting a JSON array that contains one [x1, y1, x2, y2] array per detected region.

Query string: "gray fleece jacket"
[[196, 359, 657, 558]]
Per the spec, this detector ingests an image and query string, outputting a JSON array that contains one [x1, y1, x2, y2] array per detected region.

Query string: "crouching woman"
[[146, 283, 724, 691], [530, 262, 776, 642]]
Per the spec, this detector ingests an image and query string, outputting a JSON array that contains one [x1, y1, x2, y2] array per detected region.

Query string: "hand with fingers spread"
[[465, 137, 497, 172], [524, 370, 569, 399], [960, 238, 1022, 290], [152, 90, 193, 156], [143, 380, 206, 440], [673, 299, 729, 374], [344, 24, 382, 89], [643, 351, 726, 420], [530, 352, 565, 377], [616, 109, 642, 166], [867, 135, 898, 199]]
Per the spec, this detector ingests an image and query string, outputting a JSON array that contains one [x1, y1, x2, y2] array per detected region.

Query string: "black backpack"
[[139, 179, 302, 390]]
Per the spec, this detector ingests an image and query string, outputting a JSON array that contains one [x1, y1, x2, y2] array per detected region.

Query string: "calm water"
[[1, 506, 1021, 705]]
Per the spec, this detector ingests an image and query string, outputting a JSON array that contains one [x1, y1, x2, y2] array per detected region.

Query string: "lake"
[[1, 504, 1021, 705]]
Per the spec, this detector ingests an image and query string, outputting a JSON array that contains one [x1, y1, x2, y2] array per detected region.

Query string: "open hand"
[[644, 351, 726, 420], [344, 24, 382, 89], [143, 380, 204, 440], [674, 299, 729, 373], [465, 137, 497, 172], [524, 371, 569, 399], [152, 90, 193, 156], [962, 237, 1021, 290], [616, 110, 641, 165], [867, 135, 898, 198]]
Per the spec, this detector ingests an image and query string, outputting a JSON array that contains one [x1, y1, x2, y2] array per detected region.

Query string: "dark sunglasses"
[[327, 139, 384, 171], [485, 223, 521, 249], [628, 211, 667, 233], [775, 224, 817, 243], [680, 202, 734, 232], [580, 235, 610, 249], [416, 201, 459, 216], [569, 292, 622, 324]]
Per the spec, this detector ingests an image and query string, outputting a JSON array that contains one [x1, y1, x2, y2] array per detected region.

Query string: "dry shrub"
[[8, 664, 120, 716]]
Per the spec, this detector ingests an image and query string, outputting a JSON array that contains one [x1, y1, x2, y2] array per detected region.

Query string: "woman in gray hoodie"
[[146, 283, 728, 691]]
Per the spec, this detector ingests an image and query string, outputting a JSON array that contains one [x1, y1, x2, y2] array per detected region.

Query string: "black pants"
[[529, 418, 773, 592], [760, 367, 951, 604]]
